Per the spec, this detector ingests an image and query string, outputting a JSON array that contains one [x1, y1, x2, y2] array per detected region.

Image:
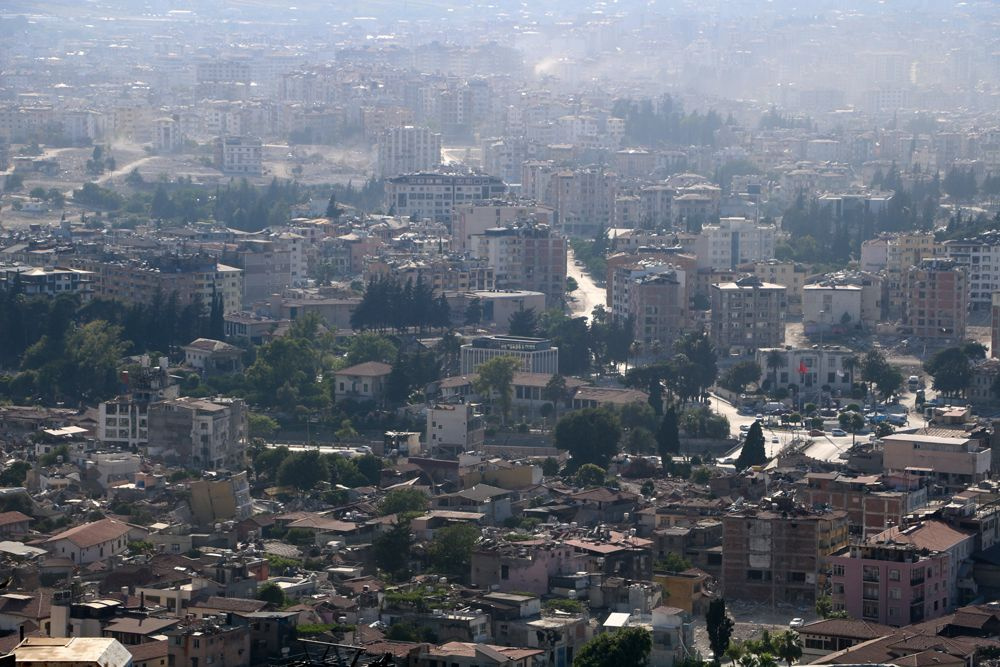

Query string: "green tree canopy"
[[276, 450, 330, 491], [735, 421, 767, 471], [924, 346, 973, 397], [427, 523, 480, 579], [574, 463, 607, 488], [472, 355, 520, 424], [378, 488, 429, 516], [574, 627, 652, 667], [657, 406, 680, 469], [554, 407, 621, 469], [706, 598, 735, 664]]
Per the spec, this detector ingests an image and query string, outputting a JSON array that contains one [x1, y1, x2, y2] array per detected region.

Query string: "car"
[[808, 429, 825, 436], [831, 428, 847, 436], [771, 436, 779, 443], [740, 424, 751, 432], [789, 618, 804, 629]]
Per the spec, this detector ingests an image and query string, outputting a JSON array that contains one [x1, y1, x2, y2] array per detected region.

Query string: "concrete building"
[[98, 358, 179, 449], [828, 520, 975, 626], [43, 518, 135, 565], [941, 236, 1000, 310], [427, 402, 485, 457], [333, 362, 392, 405], [903, 259, 968, 342], [460, 336, 559, 375], [146, 397, 248, 472], [451, 203, 554, 254], [992, 292, 1000, 358], [881, 433, 990, 490], [710, 277, 787, 356], [798, 473, 927, 539], [755, 346, 855, 398], [384, 172, 507, 224], [722, 499, 849, 605], [189, 471, 253, 527], [165, 620, 250, 667], [182, 338, 243, 376], [695, 218, 777, 270], [11, 637, 133, 667], [751, 260, 808, 315], [0, 265, 95, 300], [463, 290, 547, 333], [376, 125, 441, 178], [627, 269, 690, 349], [473, 222, 567, 307], [885, 233, 938, 318], [214, 135, 262, 175], [802, 284, 863, 336]]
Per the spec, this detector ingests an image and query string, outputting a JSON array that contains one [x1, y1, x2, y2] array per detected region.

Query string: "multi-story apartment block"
[[376, 125, 442, 178], [941, 236, 1000, 309], [0, 265, 95, 300], [451, 203, 554, 254], [214, 135, 263, 175], [147, 397, 248, 472], [695, 217, 777, 270], [882, 433, 990, 490], [609, 259, 691, 349], [222, 239, 292, 307], [710, 277, 786, 356], [802, 284, 863, 335], [722, 498, 849, 606], [902, 258, 968, 342], [750, 260, 809, 315], [754, 345, 854, 398], [98, 357, 179, 449], [884, 232, 937, 318], [473, 222, 567, 307], [547, 167, 617, 237], [992, 292, 1000, 358], [384, 172, 507, 224], [73, 255, 243, 315], [365, 255, 495, 295], [797, 473, 928, 539], [427, 401, 485, 457], [460, 335, 559, 375], [828, 520, 975, 626]]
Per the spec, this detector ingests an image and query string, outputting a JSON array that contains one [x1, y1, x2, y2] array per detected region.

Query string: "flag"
[[798, 361, 808, 375]]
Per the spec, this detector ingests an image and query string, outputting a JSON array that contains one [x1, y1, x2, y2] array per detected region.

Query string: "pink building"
[[471, 540, 583, 595], [828, 520, 975, 627]]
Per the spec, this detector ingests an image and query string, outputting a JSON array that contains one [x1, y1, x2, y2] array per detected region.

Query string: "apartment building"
[[881, 433, 990, 490], [941, 236, 1000, 309], [828, 521, 975, 626], [472, 222, 567, 307], [214, 135, 263, 175], [992, 292, 1000, 358], [74, 255, 243, 315], [902, 258, 968, 342], [460, 335, 559, 375], [376, 125, 442, 178], [797, 473, 927, 539], [427, 402, 485, 457], [710, 277, 787, 356], [884, 232, 938, 318], [721, 498, 849, 605], [0, 265, 95, 300], [695, 218, 776, 270], [146, 397, 248, 472], [802, 284, 863, 335], [384, 172, 507, 224], [544, 166, 617, 237], [751, 260, 808, 315], [451, 203, 554, 254], [98, 358, 179, 449]]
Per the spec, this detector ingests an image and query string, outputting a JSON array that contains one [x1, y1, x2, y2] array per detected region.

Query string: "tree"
[[674, 331, 718, 398], [258, 582, 286, 607], [875, 365, 903, 403], [378, 488, 428, 516], [508, 308, 539, 337], [706, 598, 735, 665], [735, 421, 767, 471], [345, 332, 398, 366], [843, 355, 859, 389], [924, 346, 973, 397], [473, 356, 520, 424], [554, 408, 621, 469], [543, 374, 569, 423], [427, 523, 480, 579], [765, 350, 785, 391], [720, 361, 762, 393], [542, 457, 560, 476], [248, 413, 279, 439], [656, 406, 680, 470], [772, 631, 802, 667], [464, 298, 482, 325], [372, 518, 413, 580], [276, 450, 330, 491], [574, 627, 652, 667], [574, 463, 607, 488], [861, 348, 891, 400], [0, 462, 30, 487], [325, 192, 342, 219], [626, 427, 657, 454], [355, 454, 383, 486]]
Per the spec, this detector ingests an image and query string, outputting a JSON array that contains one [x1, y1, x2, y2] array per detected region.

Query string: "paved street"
[[566, 247, 604, 321]]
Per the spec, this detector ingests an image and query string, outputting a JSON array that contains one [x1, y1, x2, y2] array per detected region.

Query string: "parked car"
[[808, 429, 825, 436], [740, 424, 751, 433], [771, 436, 779, 443], [789, 618, 804, 629], [831, 428, 847, 436]]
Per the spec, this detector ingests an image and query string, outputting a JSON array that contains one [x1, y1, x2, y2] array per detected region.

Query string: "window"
[[889, 569, 900, 581]]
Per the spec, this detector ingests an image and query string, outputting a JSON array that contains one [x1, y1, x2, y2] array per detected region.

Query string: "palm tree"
[[725, 643, 744, 665], [773, 631, 803, 667], [843, 355, 859, 391], [766, 350, 785, 394], [543, 374, 569, 424]]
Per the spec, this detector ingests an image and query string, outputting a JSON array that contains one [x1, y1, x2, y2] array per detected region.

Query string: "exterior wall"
[[755, 346, 854, 396], [695, 218, 777, 270], [376, 125, 442, 179], [427, 404, 485, 453], [882, 435, 990, 488], [829, 548, 950, 626], [802, 286, 863, 332], [903, 260, 968, 341], [48, 533, 129, 565], [710, 281, 787, 355]]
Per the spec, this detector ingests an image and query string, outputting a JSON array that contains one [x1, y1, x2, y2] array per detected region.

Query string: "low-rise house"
[[415, 641, 543, 667], [182, 338, 244, 376], [798, 618, 894, 661], [43, 519, 140, 566], [433, 484, 512, 525], [11, 637, 133, 667], [0, 511, 32, 538], [334, 362, 392, 405]]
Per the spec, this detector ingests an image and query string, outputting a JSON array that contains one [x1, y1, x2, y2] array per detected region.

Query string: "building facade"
[[460, 336, 559, 375], [710, 277, 787, 356]]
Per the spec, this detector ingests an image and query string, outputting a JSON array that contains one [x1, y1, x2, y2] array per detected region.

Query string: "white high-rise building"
[[376, 125, 442, 179], [695, 217, 777, 270]]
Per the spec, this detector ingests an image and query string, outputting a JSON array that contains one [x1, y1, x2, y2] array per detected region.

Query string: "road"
[[567, 247, 604, 321]]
